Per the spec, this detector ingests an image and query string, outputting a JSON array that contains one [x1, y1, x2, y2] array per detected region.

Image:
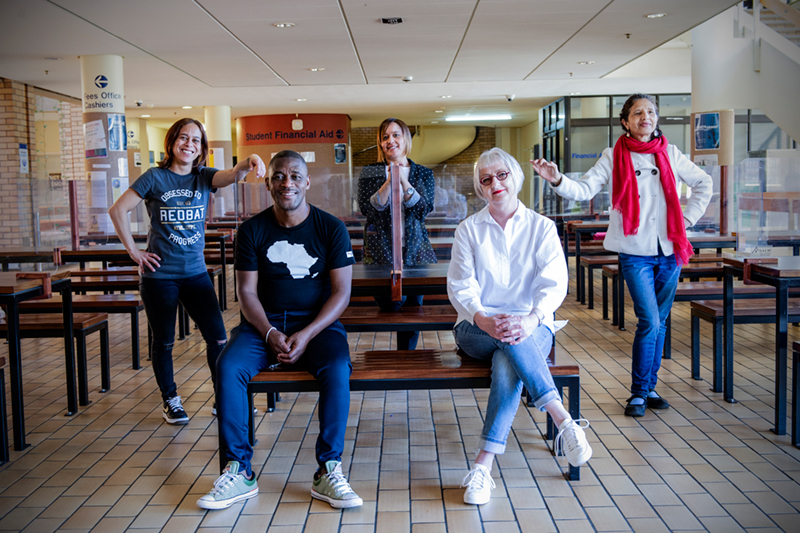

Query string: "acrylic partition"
[[733, 152, 800, 256]]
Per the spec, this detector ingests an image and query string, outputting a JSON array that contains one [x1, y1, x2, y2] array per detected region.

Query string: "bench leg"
[[587, 267, 595, 309], [611, 275, 618, 326], [578, 264, 585, 304], [248, 390, 256, 446], [712, 318, 723, 394], [793, 349, 799, 448], [100, 324, 110, 393], [76, 332, 90, 407], [130, 312, 140, 370], [663, 312, 672, 360], [268, 392, 277, 412], [691, 315, 701, 380], [177, 302, 186, 340], [602, 276, 609, 320], [0, 368, 8, 464], [147, 324, 152, 361]]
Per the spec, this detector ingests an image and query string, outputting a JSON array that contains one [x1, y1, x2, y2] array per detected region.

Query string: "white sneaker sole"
[[567, 443, 593, 467], [311, 489, 363, 508], [197, 486, 258, 510], [463, 491, 490, 505], [162, 411, 189, 424]]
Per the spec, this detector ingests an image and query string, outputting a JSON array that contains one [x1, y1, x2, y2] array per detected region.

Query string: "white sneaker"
[[555, 418, 593, 467], [460, 464, 495, 505]]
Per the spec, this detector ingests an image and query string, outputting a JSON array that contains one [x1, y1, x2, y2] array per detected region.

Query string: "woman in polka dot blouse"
[[357, 117, 437, 350]]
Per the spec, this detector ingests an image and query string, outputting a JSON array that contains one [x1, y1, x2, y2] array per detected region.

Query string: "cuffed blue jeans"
[[618, 250, 681, 397], [216, 316, 352, 477], [140, 272, 226, 401], [454, 320, 559, 455]]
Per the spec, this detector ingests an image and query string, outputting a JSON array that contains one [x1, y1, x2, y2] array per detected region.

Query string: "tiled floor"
[[0, 262, 798, 532]]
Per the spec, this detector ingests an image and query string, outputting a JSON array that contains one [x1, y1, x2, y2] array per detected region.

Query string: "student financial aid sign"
[[237, 114, 349, 146]]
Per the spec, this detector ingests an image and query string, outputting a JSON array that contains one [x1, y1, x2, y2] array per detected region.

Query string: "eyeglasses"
[[479, 170, 510, 186]]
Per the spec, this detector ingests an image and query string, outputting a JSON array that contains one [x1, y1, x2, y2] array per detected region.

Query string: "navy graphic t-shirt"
[[235, 205, 355, 314], [130, 166, 217, 279]]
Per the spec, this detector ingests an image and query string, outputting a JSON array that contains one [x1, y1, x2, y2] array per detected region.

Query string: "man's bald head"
[[269, 150, 308, 174]]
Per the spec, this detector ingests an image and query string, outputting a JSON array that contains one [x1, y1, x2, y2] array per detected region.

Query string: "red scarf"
[[612, 134, 693, 266]]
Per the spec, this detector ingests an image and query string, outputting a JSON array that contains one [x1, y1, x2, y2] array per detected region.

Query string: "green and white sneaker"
[[197, 461, 258, 510], [311, 460, 363, 509]]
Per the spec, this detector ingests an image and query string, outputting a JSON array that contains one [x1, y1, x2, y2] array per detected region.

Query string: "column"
[[205, 106, 234, 218]]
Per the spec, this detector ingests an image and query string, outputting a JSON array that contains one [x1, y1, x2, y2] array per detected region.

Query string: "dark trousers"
[[140, 272, 227, 401], [216, 316, 352, 477], [374, 294, 424, 350]]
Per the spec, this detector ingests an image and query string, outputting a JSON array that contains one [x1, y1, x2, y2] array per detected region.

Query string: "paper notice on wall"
[[19, 144, 28, 174], [84, 120, 108, 159], [209, 147, 225, 169], [134, 152, 142, 167], [693, 154, 718, 166], [300, 151, 315, 163], [90, 171, 108, 208], [107, 114, 127, 152], [118, 156, 128, 177], [111, 177, 129, 204]]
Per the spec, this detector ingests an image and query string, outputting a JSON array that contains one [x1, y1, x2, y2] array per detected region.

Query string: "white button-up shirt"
[[447, 200, 568, 331], [553, 144, 713, 257]]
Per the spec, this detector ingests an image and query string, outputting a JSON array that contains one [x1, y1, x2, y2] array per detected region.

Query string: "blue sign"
[[94, 75, 108, 88]]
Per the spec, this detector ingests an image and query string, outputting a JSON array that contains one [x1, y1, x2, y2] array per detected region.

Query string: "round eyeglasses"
[[479, 170, 510, 186]]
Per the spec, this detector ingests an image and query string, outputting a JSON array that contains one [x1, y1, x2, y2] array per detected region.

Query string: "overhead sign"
[[80, 55, 125, 114], [238, 114, 349, 146]]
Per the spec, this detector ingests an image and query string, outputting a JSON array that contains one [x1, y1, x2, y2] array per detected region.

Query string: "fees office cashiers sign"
[[238, 114, 349, 146]]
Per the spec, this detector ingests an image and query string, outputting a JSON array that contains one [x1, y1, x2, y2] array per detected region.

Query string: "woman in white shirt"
[[532, 93, 712, 418], [448, 148, 592, 506]]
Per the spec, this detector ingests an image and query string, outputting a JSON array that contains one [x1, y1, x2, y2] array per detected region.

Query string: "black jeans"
[[140, 272, 227, 401], [373, 294, 424, 350]]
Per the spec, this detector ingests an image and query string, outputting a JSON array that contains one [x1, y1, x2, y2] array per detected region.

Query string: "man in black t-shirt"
[[198, 151, 361, 511]]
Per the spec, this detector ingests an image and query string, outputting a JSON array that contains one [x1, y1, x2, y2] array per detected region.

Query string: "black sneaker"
[[624, 396, 646, 417], [163, 396, 189, 424], [646, 390, 670, 410]]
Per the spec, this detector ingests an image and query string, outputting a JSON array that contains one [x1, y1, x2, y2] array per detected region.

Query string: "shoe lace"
[[554, 418, 590, 459], [460, 466, 495, 491], [323, 465, 356, 497], [209, 470, 239, 497], [166, 396, 184, 411]]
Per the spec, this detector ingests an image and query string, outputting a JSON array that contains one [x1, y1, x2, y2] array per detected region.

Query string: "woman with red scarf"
[[532, 94, 712, 417]]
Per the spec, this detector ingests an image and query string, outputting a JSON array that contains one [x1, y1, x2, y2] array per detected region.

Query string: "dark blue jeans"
[[140, 272, 227, 401], [374, 294, 423, 350], [618, 251, 681, 397], [216, 316, 352, 477]]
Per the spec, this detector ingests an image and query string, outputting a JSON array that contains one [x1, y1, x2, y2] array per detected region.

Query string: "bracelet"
[[265, 326, 276, 343]]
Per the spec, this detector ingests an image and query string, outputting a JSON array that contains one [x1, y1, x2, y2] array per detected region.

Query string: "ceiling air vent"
[[381, 17, 403, 24]]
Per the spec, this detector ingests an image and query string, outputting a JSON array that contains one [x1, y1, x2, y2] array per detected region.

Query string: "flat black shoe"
[[624, 396, 646, 417], [646, 392, 670, 410]]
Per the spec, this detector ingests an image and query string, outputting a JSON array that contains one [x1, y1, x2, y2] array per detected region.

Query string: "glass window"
[[751, 122, 795, 152], [658, 95, 691, 117], [660, 124, 691, 155], [569, 126, 610, 173], [612, 96, 629, 120], [570, 97, 609, 119], [734, 123, 749, 164]]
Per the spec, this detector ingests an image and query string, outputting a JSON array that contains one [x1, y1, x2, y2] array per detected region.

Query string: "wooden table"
[[686, 232, 737, 254], [0, 247, 60, 271], [351, 263, 449, 299], [722, 255, 800, 434], [0, 270, 75, 451]]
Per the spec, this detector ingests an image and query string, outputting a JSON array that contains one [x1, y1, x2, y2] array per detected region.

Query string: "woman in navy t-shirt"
[[109, 118, 265, 424]]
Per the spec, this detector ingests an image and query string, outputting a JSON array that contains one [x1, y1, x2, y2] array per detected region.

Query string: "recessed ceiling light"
[[570, 92, 581, 95], [308, 68, 325, 72], [445, 114, 511, 122], [296, 98, 307, 102], [141, 114, 150, 118], [44, 57, 61, 61], [434, 110, 443, 113], [577, 61, 595, 65], [645, 13, 667, 19], [440, 95, 452, 99], [273, 22, 295, 28], [431, 121, 439, 124], [182, 106, 192, 109]]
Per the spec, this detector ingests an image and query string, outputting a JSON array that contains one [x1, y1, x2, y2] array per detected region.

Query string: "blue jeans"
[[454, 321, 559, 455], [140, 272, 226, 401], [216, 316, 352, 477], [619, 251, 681, 397], [374, 294, 423, 350]]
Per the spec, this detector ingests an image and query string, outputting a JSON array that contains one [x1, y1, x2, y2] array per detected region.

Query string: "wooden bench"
[[0, 313, 110, 409], [793, 341, 799, 448], [578, 255, 617, 309], [0, 357, 7, 464], [20, 294, 145, 369], [247, 348, 583, 480], [339, 304, 457, 333], [689, 299, 800, 394]]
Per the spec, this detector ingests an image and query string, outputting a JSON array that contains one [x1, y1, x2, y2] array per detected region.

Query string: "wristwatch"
[[405, 186, 415, 196]]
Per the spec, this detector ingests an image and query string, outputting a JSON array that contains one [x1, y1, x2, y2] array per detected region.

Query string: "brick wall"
[[0, 78, 36, 247]]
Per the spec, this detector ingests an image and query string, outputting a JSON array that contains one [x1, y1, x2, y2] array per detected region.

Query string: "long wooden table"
[[0, 270, 75, 451]]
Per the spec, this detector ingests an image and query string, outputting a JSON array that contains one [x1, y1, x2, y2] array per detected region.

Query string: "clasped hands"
[[474, 312, 540, 346], [266, 328, 311, 365]]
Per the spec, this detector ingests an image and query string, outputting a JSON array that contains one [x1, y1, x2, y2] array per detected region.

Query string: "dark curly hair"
[[157, 118, 208, 170], [619, 93, 663, 140]]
